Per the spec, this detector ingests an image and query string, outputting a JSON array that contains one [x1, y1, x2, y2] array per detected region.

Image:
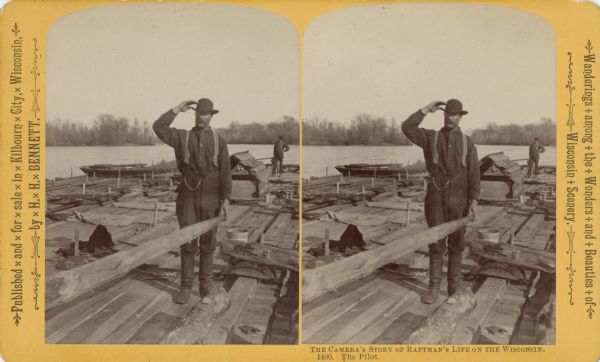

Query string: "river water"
[[46, 144, 554, 179]]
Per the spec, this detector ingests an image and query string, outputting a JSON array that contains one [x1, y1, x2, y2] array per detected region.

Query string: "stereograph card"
[[0, 1, 598, 361]]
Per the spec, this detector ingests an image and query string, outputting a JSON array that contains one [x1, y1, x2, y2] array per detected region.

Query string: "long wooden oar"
[[46, 215, 225, 310], [302, 216, 473, 303]]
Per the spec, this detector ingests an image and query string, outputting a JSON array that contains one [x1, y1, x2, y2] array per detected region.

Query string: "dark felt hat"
[[195, 98, 219, 115], [441, 99, 468, 115]]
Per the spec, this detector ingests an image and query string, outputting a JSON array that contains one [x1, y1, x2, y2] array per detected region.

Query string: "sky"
[[46, 3, 556, 132], [47, 3, 299, 129], [303, 3, 556, 130]]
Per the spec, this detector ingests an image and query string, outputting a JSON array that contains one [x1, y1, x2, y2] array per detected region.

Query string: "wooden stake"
[[82, 183, 86, 195], [73, 229, 80, 256], [138, 179, 143, 194], [324, 228, 330, 256], [143, 173, 146, 181], [371, 177, 375, 188], [85, 174, 88, 184], [153, 202, 158, 226], [543, 192, 547, 204], [169, 178, 173, 193], [405, 200, 411, 226], [362, 186, 365, 201], [336, 183, 340, 194], [108, 186, 111, 197]]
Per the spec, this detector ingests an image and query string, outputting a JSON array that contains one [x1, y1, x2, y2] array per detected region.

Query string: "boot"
[[421, 251, 443, 304], [173, 251, 195, 304], [198, 249, 215, 300], [447, 251, 463, 297]]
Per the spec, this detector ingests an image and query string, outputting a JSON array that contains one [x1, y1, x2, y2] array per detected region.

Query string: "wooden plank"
[[46, 215, 225, 309], [302, 272, 379, 316], [451, 277, 508, 344], [122, 222, 178, 247], [112, 200, 175, 212], [359, 223, 404, 244], [366, 200, 424, 212], [345, 288, 417, 344], [127, 312, 183, 344], [80, 281, 158, 343], [470, 240, 555, 273], [131, 290, 203, 344], [327, 282, 408, 343], [302, 216, 473, 303], [221, 240, 298, 271], [302, 274, 390, 341], [511, 272, 554, 344], [46, 289, 130, 343], [101, 289, 171, 343], [373, 277, 449, 343], [476, 282, 527, 344], [262, 213, 292, 247], [305, 281, 397, 343], [57, 293, 136, 343], [514, 214, 546, 243], [231, 281, 279, 344], [205, 277, 258, 344], [374, 223, 427, 245], [406, 286, 476, 344]]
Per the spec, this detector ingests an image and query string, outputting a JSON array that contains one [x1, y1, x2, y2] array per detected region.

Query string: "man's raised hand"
[[421, 100, 445, 114], [172, 100, 197, 114]]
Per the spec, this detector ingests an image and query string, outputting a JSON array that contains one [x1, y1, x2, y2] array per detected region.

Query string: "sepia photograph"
[[301, 4, 556, 345], [44, 3, 299, 344]]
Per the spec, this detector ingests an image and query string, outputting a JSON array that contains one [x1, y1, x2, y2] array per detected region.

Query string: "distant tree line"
[[46, 114, 157, 146], [303, 114, 410, 145], [215, 116, 300, 145], [303, 115, 555, 146], [47, 113, 555, 147], [470, 117, 555, 146]]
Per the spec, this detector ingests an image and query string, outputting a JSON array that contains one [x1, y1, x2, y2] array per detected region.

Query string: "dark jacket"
[[401, 110, 480, 202], [153, 110, 232, 201], [273, 139, 290, 159], [529, 141, 545, 159]]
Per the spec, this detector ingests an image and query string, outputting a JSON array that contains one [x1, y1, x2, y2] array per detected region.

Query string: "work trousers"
[[175, 173, 220, 288], [527, 156, 540, 176], [272, 155, 284, 176], [424, 173, 470, 255]]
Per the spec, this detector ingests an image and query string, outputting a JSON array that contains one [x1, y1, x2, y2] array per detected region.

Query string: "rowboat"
[[335, 160, 426, 177], [80, 160, 177, 177]]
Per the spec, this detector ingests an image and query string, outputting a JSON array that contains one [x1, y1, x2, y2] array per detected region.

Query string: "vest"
[[183, 127, 220, 168], [432, 130, 468, 169]]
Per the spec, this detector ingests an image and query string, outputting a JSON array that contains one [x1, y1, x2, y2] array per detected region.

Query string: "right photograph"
[[301, 4, 556, 345]]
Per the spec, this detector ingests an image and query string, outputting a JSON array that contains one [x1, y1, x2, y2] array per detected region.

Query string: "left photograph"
[[45, 4, 299, 344]]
